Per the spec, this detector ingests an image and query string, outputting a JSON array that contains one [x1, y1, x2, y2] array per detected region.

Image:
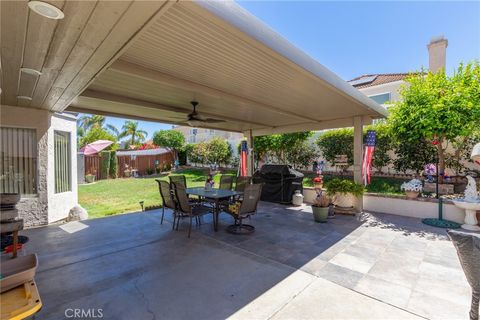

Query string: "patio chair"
[[219, 175, 234, 190], [235, 176, 251, 193], [225, 183, 262, 234], [155, 179, 177, 227], [171, 182, 212, 238], [169, 175, 187, 189]]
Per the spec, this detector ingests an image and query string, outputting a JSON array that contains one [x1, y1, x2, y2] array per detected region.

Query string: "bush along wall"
[[109, 151, 118, 179], [100, 151, 111, 180]]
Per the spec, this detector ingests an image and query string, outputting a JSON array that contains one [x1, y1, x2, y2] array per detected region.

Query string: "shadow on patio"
[[22, 202, 469, 319]]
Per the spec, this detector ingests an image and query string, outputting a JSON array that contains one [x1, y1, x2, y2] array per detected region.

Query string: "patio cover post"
[[245, 130, 254, 176], [353, 116, 364, 212]]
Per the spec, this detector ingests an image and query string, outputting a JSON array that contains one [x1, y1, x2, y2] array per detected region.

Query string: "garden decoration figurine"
[[313, 176, 323, 189], [452, 176, 480, 231], [401, 179, 423, 199], [424, 163, 436, 183]]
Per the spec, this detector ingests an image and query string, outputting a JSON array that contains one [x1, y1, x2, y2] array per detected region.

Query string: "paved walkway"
[[19, 202, 470, 319]]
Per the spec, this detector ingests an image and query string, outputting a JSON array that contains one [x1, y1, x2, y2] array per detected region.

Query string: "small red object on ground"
[[4, 243, 22, 253]]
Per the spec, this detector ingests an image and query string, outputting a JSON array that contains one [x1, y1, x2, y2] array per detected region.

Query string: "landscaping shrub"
[[316, 128, 354, 166], [325, 178, 364, 197], [100, 151, 111, 180], [109, 151, 118, 178]]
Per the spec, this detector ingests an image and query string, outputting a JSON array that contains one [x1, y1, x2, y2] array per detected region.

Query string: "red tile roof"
[[348, 73, 411, 89]]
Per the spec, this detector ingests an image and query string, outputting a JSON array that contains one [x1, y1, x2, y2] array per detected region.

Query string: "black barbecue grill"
[[252, 165, 304, 204]]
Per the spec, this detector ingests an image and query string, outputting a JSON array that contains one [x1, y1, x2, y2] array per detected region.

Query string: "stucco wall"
[[0, 105, 77, 227], [48, 113, 78, 223], [358, 80, 404, 105]]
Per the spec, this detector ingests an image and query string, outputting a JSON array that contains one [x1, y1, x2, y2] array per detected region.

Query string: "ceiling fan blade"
[[204, 118, 226, 123]]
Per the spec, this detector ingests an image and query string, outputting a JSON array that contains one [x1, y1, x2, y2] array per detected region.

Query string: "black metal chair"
[[219, 175, 234, 190], [171, 182, 212, 238], [225, 183, 262, 234], [169, 175, 187, 189], [155, 179, 177, 228], [235, 176, 251, 193]]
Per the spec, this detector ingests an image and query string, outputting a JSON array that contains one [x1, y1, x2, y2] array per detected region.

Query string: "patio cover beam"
[[251, 116, 373, 137], [108, 60, 314, 122]]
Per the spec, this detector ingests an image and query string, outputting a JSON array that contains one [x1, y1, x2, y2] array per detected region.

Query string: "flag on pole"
[[239, 140, 249, 176], [362, 130, 376, 185]]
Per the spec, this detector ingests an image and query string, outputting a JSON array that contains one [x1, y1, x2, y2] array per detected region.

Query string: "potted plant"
[[325, 178, 364, 208], [401, 179, 423, 199], [85, 173, 95, 183], [312, 189, 330, 223]]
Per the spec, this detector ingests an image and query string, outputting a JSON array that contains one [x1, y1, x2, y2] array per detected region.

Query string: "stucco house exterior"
[[174, 126, 244, 156], [0, 105, 78, 227]]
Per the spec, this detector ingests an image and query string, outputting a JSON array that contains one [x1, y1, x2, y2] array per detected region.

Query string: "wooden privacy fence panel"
[[117, 152, 174, 177], [85, 155, 101, 180], [85, 151, 174, 179]]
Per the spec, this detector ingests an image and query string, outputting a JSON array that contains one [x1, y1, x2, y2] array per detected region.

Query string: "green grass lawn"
[[80, 168, 405, 219], [79, 168, 236, 219]]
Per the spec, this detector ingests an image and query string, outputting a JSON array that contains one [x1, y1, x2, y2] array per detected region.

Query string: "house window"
[[369, 93, 391, 105], [0, 127, 37, 194], [54, 131, 71, 193]]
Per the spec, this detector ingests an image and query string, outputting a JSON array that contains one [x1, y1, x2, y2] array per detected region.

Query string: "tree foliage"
[[316, 128, 354, 166], [253, 132, 313, 164], [79, 126, 117, 149], [388, 62, 480, 177], [153, 130, 185, 159], [285, 141, 317, 169], [185, 139, 232, 166], [118, 120, 147, 145]]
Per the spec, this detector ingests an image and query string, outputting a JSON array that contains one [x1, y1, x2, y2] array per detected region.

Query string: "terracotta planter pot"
[[312, 206, 329, 223], [405, 191, 419, 199], [334, 193, 356, 208]]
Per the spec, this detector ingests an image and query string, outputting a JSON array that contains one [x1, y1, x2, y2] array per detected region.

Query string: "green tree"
[[79, 126, 117, 149], [206, 138, 232, 165], [118, 120, 147, 146], [388, 62, 480, 179], [253, 132, 312, 164], [153, 130, 185, 160], [285, 141, 317, 169], [316, 128, 354, 166]]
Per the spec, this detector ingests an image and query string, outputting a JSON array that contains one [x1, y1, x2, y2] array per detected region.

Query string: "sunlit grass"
[[79, 168, 235, 219]]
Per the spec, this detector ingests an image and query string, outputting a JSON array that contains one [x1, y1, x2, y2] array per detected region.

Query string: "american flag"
[[239, 140, 249, 176], [362, 130, 376, 185]]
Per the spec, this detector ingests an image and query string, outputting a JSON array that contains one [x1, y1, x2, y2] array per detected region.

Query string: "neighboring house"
[[348, 73, 409, 109], [348, 36, 448, 109], [0, 106, 78, 227], [174, 126, 244, 156]]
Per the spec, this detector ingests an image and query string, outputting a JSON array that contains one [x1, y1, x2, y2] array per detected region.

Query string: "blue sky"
[[97, 1, 480, 139]]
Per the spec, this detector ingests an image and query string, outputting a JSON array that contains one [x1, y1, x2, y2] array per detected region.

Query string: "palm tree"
[[78, 114, 119, 138], [78, 115, 106, 131], [118, 120, 148, 145]]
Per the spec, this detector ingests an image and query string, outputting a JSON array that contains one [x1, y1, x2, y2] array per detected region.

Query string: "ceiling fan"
[[184, 101, 225, 127]]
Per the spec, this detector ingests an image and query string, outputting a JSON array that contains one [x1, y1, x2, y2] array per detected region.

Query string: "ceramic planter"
[[312, 206, 329, 223], [85, 175, 95, 183], [334, 193, 356, 208], [405, 191, 419, 199]]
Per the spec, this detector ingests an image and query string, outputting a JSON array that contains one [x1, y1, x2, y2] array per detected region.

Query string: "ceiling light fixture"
[[28, 1, 64, 20]]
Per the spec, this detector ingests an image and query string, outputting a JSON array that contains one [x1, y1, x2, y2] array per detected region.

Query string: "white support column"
[[245, 130, 254, 176], [353, 116, 364, 212]]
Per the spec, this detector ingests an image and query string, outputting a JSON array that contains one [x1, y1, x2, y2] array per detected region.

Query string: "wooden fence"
[[84, 152, 174, 180], [117, 152, 174, 177]]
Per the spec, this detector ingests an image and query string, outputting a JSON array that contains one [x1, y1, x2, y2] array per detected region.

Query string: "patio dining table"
[[186, 187, 243, 231]]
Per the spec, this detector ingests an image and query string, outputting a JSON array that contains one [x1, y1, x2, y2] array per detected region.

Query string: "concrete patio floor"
[[20, 202, 470, 319]]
